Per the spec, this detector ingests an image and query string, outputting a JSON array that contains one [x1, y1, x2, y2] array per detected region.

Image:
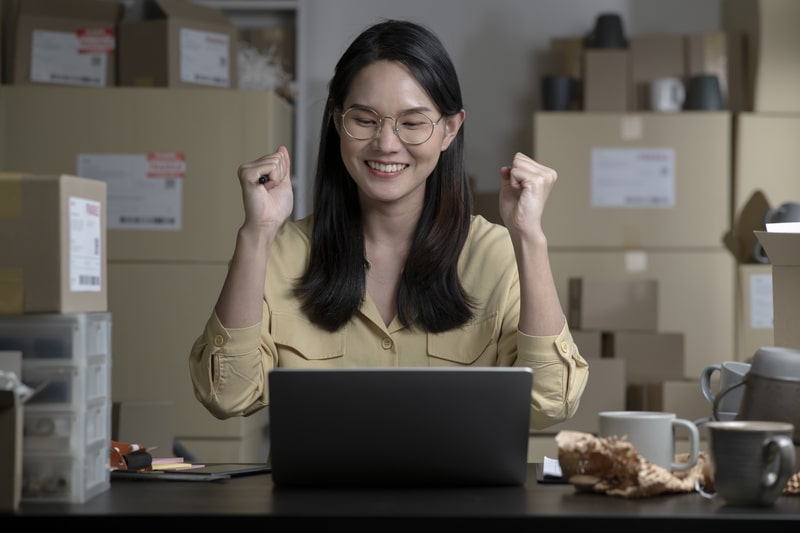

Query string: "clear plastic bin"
[[24, 401, 111, 453], [0, 312, 111, 363], [22, 440, 110, 503]]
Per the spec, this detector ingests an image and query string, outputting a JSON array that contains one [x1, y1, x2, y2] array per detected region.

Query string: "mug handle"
[[762, 435, 796, 494], [670, 418, 700, 472], [712, 380, 745, 421], [699, 364, 721, 404]]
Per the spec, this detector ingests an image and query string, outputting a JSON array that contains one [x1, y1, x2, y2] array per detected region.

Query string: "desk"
[[7, 464, 800, 526]]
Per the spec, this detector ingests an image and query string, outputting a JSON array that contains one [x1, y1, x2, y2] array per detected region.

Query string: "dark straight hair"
[[295, 19, 474, 333]]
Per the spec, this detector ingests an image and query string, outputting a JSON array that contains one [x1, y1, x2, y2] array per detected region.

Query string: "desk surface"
[[8, 464, 800, 525]]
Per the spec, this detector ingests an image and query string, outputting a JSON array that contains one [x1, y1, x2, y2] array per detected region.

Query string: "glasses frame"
[[338, 106, 443, 145]]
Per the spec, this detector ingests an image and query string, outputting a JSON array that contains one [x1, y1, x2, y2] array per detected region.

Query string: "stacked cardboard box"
[[0, 85, 293, 463]]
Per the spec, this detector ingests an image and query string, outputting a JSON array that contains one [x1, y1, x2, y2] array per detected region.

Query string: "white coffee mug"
[[650, 77, 685, 112], [598, 411, 700, 471]]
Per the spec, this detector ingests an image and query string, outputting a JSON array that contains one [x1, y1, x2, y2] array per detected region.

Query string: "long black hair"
[[295, 19, 474, 333]]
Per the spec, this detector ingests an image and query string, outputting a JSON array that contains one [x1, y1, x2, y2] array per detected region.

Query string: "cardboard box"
[[0, 390, 22, 512], [723, 0, 800, 113], [112, 401, 175, 459], [5, 0, 122, 87], [583, 49, 631, 111], [626, 379, 709, 422], [0, 85, 293, 262], [733, 114, 800, 218], [108, 262, 269, 442], [568, 277, 658, 332], [724, 189, 770, 265], [603, 330, 685, 384], [629, 35, 686, 111], [551, 249, 735, 380], [118, 0, 237, 88], [0, 173, 107, 314], [753, 231, 800, 350], [533, 112, 731, 248], [735, 264, 773, 361], [530, 358, 626, 435], [685, 31, 745, 112], [0, 349, 22, 512], [571, 329, 602, 359]]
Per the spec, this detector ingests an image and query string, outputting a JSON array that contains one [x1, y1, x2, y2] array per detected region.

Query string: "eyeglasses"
[[339, 106, 442, 145]]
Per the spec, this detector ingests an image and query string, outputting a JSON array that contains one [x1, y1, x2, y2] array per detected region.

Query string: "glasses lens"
[[396, 111, 435, 144], [342, 108, 380, 140], [341, 108, 436, 144]]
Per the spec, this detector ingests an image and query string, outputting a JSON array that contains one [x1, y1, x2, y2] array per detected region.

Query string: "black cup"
[[684, 74, 724, 111], [541, 75, 574, 111], [585, 13, 627, 49]]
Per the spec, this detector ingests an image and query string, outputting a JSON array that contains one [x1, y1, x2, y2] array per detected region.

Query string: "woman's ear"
[[440, 109, 465, 151]]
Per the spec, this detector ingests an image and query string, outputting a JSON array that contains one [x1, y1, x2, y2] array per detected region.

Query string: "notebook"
[[267, 367, 533, 487]]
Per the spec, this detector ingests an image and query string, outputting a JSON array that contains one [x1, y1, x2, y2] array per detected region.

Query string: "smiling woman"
[[187, 18, 588, 432]]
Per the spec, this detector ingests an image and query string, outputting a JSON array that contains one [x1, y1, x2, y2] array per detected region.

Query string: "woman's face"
[[336, 60, 464, 212]]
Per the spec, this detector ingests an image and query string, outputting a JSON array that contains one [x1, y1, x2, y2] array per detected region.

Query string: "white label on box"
[[749, 273, 774, 329], [76, 153, 183, 231], [69, 197, 102, 292], [590, 148, 676, 208], [30, 29, 109, 87], [180, 28, 230, 87]]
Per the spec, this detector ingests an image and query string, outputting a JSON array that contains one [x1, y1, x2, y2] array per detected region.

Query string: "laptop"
[[267, 367, 532, 488]]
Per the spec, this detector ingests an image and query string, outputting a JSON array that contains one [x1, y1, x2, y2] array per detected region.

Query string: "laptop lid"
[[267, 367, 532, 487]]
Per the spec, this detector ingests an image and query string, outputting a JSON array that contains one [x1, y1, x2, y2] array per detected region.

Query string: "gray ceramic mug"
[[704, 420, 795, 507]]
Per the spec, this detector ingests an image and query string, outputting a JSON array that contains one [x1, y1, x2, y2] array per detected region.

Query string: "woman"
[[188, 19, 588, 430]]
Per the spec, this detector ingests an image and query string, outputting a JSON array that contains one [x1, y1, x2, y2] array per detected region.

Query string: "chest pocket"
[[271, 311, 345, 361], [427, 312, 498, 365]]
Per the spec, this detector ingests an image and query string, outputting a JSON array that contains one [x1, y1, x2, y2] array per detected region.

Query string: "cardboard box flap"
[[18, 0, 123, 23], [754, 231, 800, 265], [724, 189, 770, 263], [149, 0, 232, 25]]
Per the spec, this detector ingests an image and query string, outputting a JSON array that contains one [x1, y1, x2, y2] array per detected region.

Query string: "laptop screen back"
[[268, 367, 532, 487]]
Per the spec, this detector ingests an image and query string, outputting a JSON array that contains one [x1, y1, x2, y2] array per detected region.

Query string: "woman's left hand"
[[498, 152, 557, 239]]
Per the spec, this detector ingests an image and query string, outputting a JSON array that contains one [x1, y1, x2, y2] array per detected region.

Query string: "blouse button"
[[381, 338, 393, 350], [214, 335, 225, 346], [560, 341, 569, 353]]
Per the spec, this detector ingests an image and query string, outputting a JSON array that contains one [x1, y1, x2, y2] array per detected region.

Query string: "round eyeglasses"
[[339, 107, 442, 145]]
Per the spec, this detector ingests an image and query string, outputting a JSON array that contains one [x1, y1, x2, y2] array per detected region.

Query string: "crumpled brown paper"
[[556, 430, 800, 498]]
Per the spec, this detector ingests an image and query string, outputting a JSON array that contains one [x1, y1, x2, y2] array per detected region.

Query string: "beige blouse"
[[188, 215, 589, 430]]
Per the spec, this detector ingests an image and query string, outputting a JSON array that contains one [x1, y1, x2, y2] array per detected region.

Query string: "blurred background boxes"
[[733, 114, 800, 216], [604, 330, 684, 384], [534, 112, 731, 249], [582, 49, 630, 111], [0, 173, 107, 315], [118, 0, 237, 88], [723, 0, 800, 113], [551, 249, 734, 381], [628, 35, 685, 111], [568, 277, 658, 332], [0, 85, 292, 462], [3, 0, 122, 87], [0, 86, 292, 263]]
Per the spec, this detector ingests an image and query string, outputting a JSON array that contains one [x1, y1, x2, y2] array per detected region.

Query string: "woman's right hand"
[[237, 145, 294, 228]]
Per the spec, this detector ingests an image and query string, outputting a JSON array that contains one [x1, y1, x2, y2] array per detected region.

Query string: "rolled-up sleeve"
[[188, 310, 271, 420], [516, 321, 589, 430]]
